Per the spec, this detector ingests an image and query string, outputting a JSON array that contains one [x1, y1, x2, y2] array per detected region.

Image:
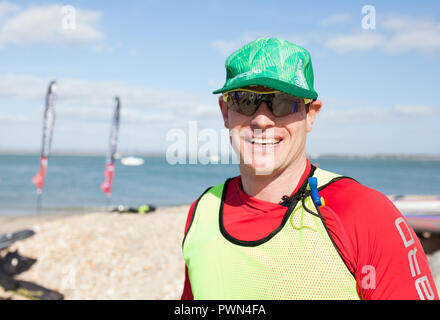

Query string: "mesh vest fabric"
[[183, 168, 360, 300]]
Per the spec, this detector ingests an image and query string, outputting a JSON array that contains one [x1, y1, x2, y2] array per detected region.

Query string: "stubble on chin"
[[230, 128, 277, 176]]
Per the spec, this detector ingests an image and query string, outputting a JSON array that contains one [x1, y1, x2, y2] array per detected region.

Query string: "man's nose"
[[250, 102, 275, 130]]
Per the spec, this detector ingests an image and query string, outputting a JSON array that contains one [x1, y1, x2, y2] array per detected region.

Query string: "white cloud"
[[0, 2, 103, 48], [0, 113, 36, 123], [319, 104, 436, 123], [321, 13, 351, 27], [326, 32, 385, 53], [56, 105, 176, 123], [382, 17, 433, 32], [213, 16, 440, 56], [0, 74, 218, 125], [0, 74, 223, 152], [326, 16, 440, 54], [393, 105, 435, 117], [0, 74, 46, 100], [320, 106, 386, 122], [382, 18, 440, 53], [0, 1, 18, 21]]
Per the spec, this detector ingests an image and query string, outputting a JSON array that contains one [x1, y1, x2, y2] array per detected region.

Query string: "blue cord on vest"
[[308, 177, 322, 207], [280, 179, 326, 222]]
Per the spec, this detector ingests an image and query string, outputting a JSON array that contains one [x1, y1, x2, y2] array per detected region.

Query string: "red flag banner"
[[101, 163, 115, 196], [32, 156, 48, 194]]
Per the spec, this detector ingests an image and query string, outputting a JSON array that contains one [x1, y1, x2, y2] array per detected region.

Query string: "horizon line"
[[1, 149, 440, 160]]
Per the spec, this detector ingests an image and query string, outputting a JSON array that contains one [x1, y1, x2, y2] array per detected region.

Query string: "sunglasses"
[[223, 89, 312, 117]]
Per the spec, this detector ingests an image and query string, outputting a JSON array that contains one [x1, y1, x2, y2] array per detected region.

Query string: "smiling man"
[[181, 38, 438, 300]]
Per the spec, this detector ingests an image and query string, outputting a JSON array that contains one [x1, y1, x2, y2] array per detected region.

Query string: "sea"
[[0, 154, 439, 216]]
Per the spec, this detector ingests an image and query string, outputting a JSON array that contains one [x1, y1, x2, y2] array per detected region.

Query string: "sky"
[[0, 0, 439, 155]]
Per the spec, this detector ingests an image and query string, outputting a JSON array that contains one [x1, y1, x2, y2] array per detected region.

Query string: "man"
[[181, 38, 438, 300]]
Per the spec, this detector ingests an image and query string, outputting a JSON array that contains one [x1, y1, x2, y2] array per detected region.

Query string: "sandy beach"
[[1, 206, 440, 300], [0, 205, 190, 300]]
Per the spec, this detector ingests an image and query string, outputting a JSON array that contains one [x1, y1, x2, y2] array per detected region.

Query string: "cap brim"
[[213, 77, 318, 99]]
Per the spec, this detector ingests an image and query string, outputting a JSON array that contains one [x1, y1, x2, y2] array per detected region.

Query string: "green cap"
[[213, 38, 318, 99]]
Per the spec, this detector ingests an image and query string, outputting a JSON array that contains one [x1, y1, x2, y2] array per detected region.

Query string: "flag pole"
[[36, 190, 42, 216], [101, 97, 121, 211], [106, 195, 111, 211], [32, 81, 57, 216]]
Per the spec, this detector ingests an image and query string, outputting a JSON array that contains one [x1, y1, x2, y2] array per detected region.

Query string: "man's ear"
[[306, 99, 322, 132], [219, 95, 229, 128]]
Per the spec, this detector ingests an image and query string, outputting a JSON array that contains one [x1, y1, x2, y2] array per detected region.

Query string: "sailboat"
[[121, 156, 144, 166], [120, 121, 144, 166]]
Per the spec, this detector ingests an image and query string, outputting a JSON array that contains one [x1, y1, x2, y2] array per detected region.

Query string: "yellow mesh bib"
[[183, 168, 360, 300]]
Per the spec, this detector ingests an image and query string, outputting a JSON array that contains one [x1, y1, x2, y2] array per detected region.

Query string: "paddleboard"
[[403, 215, 440, 234], [390, 195, 440, 215], [389, 195, 440, 233]]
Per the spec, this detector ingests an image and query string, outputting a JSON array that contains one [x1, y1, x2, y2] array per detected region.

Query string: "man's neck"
[[239, 157, 308, 204]]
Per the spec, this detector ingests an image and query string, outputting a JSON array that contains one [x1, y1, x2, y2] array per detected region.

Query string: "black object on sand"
[[0, 229, 64, 300], [0, 229, 35, 251], [0, 272, 64, 300], [0, 249, 63, 300], [0, 250, 37, 276], [111, 204, 156, 214]]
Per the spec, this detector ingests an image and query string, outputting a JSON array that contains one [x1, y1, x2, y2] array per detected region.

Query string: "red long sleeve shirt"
[[181, 161, 438, 300]]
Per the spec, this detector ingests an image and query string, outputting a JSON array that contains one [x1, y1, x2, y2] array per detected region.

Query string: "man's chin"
[[254, 166, 277, 176], [240, 157, 277, 176]]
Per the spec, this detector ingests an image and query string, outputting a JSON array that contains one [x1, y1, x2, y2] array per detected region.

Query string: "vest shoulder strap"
[[312, 167, 358, 190]]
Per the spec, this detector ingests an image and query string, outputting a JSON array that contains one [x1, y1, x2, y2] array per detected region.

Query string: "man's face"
[[219, 88, 321, 176]]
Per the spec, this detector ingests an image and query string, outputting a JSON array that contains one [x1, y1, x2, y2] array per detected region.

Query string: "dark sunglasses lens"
[[272, 94, 299, 117], [227, 91, 300, 117], [228, 92, 259, 116]]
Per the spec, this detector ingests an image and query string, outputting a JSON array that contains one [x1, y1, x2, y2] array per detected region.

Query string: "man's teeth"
[[251, 138, 280, 145]]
